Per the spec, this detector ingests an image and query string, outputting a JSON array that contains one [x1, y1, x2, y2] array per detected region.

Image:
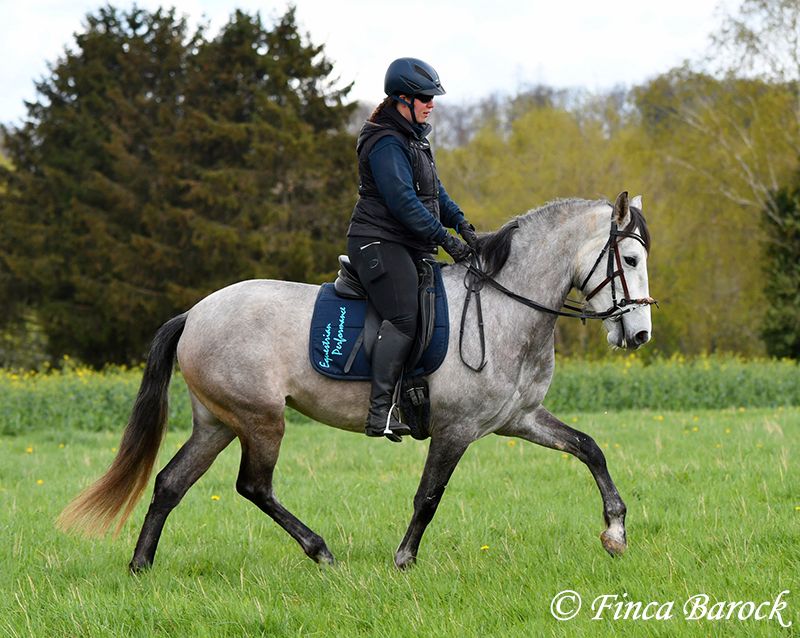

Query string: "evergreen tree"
[[1, 6, 195, 364], [762, 176, 800, 358], [158, 8, 355, 301], [0, 6, 355, 365]]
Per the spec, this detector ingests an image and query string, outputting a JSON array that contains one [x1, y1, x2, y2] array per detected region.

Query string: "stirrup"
[[365, 402, 410, 442], [383, 403, 399, 435]]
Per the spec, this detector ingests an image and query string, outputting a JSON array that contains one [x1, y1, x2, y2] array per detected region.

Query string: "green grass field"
[[1, 404, 798, 637]]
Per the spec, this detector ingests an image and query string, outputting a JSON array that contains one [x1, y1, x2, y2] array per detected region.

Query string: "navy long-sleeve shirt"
[[367, 135, 464, 245]]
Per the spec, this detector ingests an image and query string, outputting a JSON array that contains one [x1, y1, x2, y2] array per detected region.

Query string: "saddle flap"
[[406, 259, 437, 370]]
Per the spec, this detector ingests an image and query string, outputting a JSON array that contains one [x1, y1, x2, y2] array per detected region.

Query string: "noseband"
[[459, 213, 658, 372]]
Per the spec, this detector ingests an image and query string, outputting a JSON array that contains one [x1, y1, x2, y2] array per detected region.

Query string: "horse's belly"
[[285, 378, 369, 433]]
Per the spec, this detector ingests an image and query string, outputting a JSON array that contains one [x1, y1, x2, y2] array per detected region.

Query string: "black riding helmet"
[[384, 57, 446, 98], [384, 58, 445, 125]]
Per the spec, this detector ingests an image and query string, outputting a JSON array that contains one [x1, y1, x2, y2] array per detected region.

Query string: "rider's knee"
[[387, 313, 417, 339]]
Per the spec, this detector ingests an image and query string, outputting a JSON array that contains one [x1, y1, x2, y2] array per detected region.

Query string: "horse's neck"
[[490, 204, 608, 334], [476, 202, 607, 358]]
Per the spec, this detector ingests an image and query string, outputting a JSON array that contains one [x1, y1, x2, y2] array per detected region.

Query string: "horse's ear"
[[631, 194, 643, 210], [613, 191, 630, 226]]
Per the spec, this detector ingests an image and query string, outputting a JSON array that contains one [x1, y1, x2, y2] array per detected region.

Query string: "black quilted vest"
[[347, 107, 440, 252]]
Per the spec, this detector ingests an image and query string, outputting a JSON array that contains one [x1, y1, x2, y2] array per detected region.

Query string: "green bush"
[[1, 355, 797, 436], [0, 360, 191, 436], [545, 354, 799, 412]]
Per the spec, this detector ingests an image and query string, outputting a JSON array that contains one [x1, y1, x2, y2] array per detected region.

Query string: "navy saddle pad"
[[309, 264, 449, 381]]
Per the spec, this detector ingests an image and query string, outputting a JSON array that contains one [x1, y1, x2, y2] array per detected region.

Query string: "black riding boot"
[[365, 320, 413, 442]]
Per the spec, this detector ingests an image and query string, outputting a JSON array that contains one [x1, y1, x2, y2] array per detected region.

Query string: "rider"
[[347, 57, 479, 442]]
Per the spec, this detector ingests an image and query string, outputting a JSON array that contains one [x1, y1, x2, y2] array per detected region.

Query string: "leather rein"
[[459, 217, 658, 372]]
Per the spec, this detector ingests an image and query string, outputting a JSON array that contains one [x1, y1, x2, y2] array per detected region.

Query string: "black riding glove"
[[439, 233, 473, 262], [457, 220, 479, 250]]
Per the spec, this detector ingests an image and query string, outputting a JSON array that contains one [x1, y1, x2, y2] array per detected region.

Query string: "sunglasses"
[[414, 94, 435, 103]]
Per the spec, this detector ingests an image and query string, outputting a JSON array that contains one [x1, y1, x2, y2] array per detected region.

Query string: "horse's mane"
[[473, 199, 651, 278], [473, 217, 521, 278]]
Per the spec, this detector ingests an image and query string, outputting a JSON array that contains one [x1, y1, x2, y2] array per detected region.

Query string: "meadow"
[[0, 358, 798, 637]]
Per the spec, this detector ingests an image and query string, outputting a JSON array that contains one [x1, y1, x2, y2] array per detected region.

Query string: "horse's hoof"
[[128, 559, 152, 575], [313, 547, 336, 566], [600, 530, 627, 557], [394, 550, 416, 570]]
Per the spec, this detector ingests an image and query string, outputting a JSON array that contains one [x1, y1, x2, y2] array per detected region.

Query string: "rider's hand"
[[457, 220, 479, 251], [440, 233, 473, 262]]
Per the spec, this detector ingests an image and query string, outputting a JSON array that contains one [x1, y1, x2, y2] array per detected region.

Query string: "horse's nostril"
[[634, 330, 650, 345]]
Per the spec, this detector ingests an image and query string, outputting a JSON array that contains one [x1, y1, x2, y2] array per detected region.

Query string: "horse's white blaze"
[[580, 196, 652, 350]]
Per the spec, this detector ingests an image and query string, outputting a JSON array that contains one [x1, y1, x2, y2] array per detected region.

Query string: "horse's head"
[[578, 192, 653, 350]]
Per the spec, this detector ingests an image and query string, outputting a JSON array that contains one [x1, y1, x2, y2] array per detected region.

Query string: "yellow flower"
[[36, 479, 44, 485], [795, 506, 800, 512], [738, 407, 746, 412], [725, 428, 732, 434], [211, 495, 220, 501], [507, 440, 517, 447], [692, 416, 699, 422], [59, 443, 65, 449], [655, 415, 664, 422], [561, 453, 569, 459], [570, 417, 578, 423], [25, 447, 33, 454], [111, 447, 117, 453], [480, 545, 489, 551], [613, 443, 621, 449], [692, 426, 699, 432]]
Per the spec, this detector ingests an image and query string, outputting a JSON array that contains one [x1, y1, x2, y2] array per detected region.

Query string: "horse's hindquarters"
[[176, 279, 368, 433]]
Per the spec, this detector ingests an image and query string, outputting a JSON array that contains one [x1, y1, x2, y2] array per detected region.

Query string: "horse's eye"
[[624, 256, 638, 267]]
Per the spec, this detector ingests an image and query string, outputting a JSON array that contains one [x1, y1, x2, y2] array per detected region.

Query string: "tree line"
[[1, 0, 798, 367], [1, 6, 356, 365]]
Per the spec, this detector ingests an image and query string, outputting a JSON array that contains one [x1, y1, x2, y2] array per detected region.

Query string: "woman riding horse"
[[347, 57, 478, 442]]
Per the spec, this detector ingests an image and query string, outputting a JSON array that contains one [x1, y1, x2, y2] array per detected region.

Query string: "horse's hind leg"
[[129, 396, 234, 573], [235, 410, 334, 565], [497, 406, 628, 556]]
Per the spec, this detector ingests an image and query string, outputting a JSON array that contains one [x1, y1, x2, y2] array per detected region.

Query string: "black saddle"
[[334, 255, 437, 371], [333, 255, 437, 440]]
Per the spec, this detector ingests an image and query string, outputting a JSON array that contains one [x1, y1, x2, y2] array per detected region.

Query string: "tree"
[[639, 0, 800, 224], [761, 175, 800, 357], [0, 6, 355, 365], [163, 8, 355, 294], [1, 6, 199, 364], [626, 0, 800, 356]]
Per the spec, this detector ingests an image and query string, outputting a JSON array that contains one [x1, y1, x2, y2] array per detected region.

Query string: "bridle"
[[459, 212, 658, 372], [577, 215, 656, 317]]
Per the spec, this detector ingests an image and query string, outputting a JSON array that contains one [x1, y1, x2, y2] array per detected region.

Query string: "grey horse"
[[59, 192, 653, 571]]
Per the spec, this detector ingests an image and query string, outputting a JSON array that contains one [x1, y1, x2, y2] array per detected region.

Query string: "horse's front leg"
[[394, 434, 471, 569], [497, 406, 627, 556]]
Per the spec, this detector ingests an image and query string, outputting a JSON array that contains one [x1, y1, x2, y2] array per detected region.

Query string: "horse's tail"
[[58, 312, 188, 537]]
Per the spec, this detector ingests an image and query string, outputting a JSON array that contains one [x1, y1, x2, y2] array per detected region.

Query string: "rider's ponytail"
[[368, 96, 394, 122]]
